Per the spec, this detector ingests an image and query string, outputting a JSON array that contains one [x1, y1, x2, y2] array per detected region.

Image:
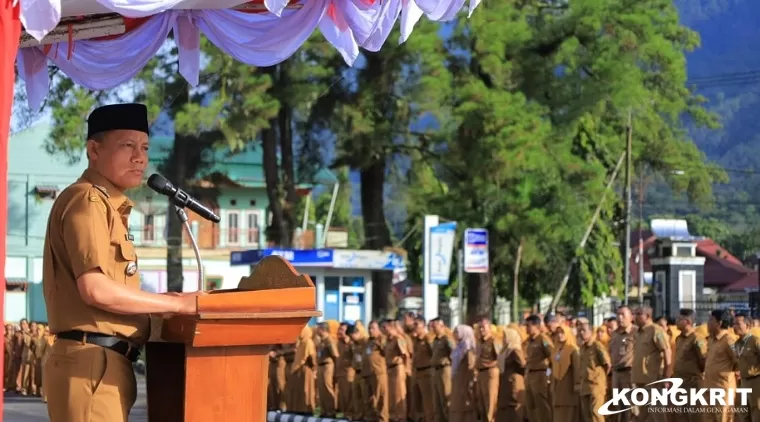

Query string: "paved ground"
[[3, 375, 148, 422]]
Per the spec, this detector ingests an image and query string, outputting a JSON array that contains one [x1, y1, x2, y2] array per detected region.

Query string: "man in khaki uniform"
[[336, 323, 356, 419], [673, 308, 707, 422], [476, 317, 501, 422], [42, 104, 200, 422], [732, 313, 760, 422], [363, 321, 389, 422], [16, 319, 33, 395], [402, 312, 418, 421], [704, 310, 737, 422], [525, 314, 553, 422], [411, 315, 436, 422], [431, 318, 454, 422], [316, 322, 339, 418], [578, 318, 611, 422], [609, 306, 638, 422], [632, 306, 671, 422]]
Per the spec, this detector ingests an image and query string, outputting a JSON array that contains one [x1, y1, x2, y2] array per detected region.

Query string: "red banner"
[[0, 0, 20, 418]]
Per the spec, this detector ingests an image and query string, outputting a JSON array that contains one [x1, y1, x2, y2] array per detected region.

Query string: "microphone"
[[147, 174, 221, 223]]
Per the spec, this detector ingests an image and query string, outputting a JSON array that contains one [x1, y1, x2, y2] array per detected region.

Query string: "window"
[[675, 246, 693, 257], [227, 212, 240, 244], [247, 212, 260, 245], [206, 276, 223, 291], [679, 270, 697, 310], [654, 271, 667, 297], [143, 215, 155, 242]]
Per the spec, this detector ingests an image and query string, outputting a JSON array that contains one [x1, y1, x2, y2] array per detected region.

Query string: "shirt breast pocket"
[[114, 240, 137, 285]]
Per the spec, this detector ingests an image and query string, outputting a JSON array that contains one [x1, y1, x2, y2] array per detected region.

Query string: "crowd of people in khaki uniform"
[[267, 306, 760, 422], [3, 318, 55, 401]]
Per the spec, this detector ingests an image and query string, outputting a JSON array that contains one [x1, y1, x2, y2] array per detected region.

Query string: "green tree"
[[402, 0, 728, 318], [310, 22, 450, 318]]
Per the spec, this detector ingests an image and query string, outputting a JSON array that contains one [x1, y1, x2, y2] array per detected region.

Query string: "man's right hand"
[[173, 295, 198, 315]]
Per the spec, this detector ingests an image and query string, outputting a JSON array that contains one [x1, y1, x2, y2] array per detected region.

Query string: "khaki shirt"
[[579, 339, 610, 395], [351, 338, 366, 373], [318, 335, 339, 365], [336, 340, 355, 378], [632, 322, 669, 385], [476, 337, 501, 370], [363, 336, 387, 376], [735, 334, 760, 380], [413, 333, 435, 370], [432, 333, 455, 368], [673, 329, 707, 382], [705, 331, 737, 389], [42, 169, 149, 344], [385, 335, 409, 368], [608, 325, 637, 369], [526, 333, 553, 371]]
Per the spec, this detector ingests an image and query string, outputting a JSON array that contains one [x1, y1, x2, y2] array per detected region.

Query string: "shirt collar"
[[80, 168, 134, 212]]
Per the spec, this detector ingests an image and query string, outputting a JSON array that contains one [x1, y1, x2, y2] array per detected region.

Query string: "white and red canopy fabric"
[[17, 0, 481, 109]]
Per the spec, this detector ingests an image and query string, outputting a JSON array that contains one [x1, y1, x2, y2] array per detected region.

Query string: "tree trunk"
[[466, 272, 493, 324], [360, 158, 393, 318], [262, 121, 288, 246], [278, 83, 298, 247]]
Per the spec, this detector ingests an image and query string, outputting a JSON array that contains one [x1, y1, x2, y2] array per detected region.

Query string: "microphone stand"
[[174, 206, 205, 292]]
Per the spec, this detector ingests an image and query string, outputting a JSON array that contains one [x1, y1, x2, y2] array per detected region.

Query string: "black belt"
[[479, 367, 497, 372], [416, 365, 432, 371], [57, 331, 141, 363], [435, 364, 450, 370], [528, 369, 547, 373], [615, 367, 632, 372]]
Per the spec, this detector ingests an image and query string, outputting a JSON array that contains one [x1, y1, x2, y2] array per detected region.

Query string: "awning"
[[17, 0, 482, 110]]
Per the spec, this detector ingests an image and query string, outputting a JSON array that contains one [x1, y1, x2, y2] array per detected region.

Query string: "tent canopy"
[[16, 0, 481, 110]]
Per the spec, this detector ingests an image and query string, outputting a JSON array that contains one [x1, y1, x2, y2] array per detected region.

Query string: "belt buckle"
[[81, 332, 88, 345]]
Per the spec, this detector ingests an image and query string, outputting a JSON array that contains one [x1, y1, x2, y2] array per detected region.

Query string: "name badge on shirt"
[[546, 368, 552, 377], [555, 352, 561, 361], [620, 346, 627, 356]]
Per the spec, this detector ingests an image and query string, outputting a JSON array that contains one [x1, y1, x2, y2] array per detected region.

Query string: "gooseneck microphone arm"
[[173, 206, 205, 293], [147, 174, 217, 292]]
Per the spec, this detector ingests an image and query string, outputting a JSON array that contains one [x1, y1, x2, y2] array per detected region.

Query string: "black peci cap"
[[87, 103, 149, 139]]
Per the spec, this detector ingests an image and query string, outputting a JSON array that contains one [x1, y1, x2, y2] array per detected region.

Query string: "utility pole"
[[623, 109, 633, 306], [638, 168, 645, 304], [550, 152, 627, 311]]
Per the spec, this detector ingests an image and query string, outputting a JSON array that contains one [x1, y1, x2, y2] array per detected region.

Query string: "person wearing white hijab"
[[449, 325, 477, 422]]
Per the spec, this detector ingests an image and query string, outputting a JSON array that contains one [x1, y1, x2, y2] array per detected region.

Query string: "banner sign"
[[429, 222, 457, 285], [464, 228, 489, 273]]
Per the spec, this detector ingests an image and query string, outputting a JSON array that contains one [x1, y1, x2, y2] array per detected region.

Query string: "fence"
[[581, 296, 755, 325]]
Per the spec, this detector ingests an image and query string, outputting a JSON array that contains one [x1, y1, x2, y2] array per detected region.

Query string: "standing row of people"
[[3, 318, 55, 400], [268, 305, 760, 422]]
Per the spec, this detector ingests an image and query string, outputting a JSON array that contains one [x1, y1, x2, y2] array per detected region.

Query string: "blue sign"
[[463, 228, 489, 273], [333, 250, 405, 270], [429, 222, 457, 285], [230, 249, 334, 266]]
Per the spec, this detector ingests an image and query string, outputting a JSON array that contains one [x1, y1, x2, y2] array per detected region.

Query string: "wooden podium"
[[144, 256, 321, 422]]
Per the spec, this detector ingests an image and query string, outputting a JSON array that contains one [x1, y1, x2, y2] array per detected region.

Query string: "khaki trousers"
[[45, 339, 137, 422]]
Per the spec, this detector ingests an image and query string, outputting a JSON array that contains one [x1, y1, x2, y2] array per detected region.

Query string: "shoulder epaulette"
[[92, 184, 110, 198]]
